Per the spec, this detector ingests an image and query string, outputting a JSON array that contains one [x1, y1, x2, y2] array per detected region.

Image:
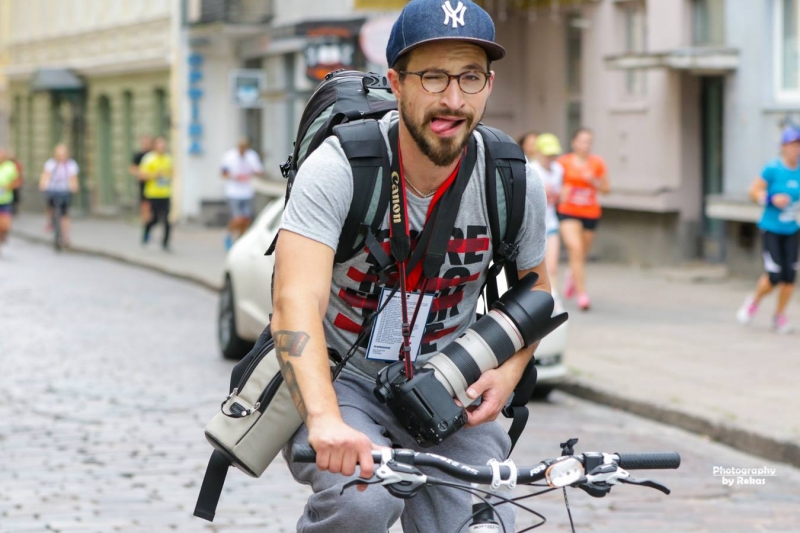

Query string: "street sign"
[[230, 69, 266, 109]]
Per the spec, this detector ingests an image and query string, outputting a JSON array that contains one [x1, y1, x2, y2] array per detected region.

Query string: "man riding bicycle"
[[271, 1, 548, 531]]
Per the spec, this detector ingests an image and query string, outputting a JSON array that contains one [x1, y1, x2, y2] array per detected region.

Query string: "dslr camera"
[[374, 272, 568, 447]]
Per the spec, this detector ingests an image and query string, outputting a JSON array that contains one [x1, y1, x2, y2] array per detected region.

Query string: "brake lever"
[[340, 476, 384, 494], [619, 477, 671, 495]]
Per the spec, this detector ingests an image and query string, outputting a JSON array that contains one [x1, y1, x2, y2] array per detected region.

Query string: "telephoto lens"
[[374, 272, 568, 447]]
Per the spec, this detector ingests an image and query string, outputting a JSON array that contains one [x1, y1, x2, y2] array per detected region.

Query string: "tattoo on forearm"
[[273, 330, 310, 358], [277, 357, 308, 421], [273, 330, 311, 420]]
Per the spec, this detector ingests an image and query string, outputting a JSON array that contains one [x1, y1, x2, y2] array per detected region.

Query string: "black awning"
[[30, 69, 85, 91]]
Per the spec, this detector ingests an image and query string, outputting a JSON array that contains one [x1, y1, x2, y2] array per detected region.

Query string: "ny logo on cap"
[[442, 1, 467, 28]]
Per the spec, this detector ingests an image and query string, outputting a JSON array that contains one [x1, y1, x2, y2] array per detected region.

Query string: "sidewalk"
[[560, 263, 800, 468], [11, 212, 227, 291], [10, 213, 800, 468]]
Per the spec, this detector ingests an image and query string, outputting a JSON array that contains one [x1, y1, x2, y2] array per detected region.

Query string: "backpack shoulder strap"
[[333, 119, 392, 264], [477, 125, 527, 271], [477, 125, 527, 305]]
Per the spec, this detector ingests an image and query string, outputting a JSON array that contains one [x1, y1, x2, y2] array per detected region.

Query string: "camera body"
[[374, 272, 568, 448], [374, 364, 467, 447]]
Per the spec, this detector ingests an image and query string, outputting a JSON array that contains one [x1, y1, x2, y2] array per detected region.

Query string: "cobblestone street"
[[2, 239, 799, 533]]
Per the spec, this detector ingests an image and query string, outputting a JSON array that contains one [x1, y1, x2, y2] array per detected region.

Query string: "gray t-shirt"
[[281, 112, 547, 378]]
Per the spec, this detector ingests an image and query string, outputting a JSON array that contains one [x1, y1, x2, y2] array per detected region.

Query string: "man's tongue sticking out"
[[430, 117, 464, 135]]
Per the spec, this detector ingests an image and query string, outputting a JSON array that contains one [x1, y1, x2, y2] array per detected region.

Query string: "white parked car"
[[218, 199, 568, 398]]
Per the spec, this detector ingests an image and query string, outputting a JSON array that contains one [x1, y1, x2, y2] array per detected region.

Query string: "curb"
[[559, 380, 800, 469], [13, 230, 223, 293]]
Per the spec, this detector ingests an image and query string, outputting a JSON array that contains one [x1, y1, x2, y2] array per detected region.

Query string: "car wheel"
[[219, 276, 254, 360], [530, 386, 553, 401]]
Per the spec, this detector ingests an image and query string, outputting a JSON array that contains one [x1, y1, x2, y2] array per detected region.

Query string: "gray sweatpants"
[[282, 370, 515, 533]]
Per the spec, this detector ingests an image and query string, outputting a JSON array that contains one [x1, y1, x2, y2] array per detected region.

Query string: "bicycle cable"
[[429, 479, 549, 533], [562, 487, 576, 533], [431, 481, 508, 533]]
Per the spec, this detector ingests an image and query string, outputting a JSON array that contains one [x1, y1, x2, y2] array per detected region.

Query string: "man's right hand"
[[307, 416, 376, 479], [772, 193, 792, 209]]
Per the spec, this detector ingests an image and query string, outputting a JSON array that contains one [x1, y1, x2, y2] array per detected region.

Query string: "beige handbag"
[[203, 341, 302, 477], [195, 333, 341, 522]]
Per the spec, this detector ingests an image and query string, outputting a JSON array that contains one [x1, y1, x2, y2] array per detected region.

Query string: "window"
[[154, 88, 170, 137], [692, 0, 725, 46], [123, 91, 134, 155], [12, 96, 22, 155], [616, 0, 647, 100], [619, 1, 647, 99], [565, 13, 583, 138], [565, 13, 583, 97], [776, 0, 800, 100]]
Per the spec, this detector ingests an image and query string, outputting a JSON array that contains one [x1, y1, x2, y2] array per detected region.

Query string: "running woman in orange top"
[[557, 128, 610, 310]]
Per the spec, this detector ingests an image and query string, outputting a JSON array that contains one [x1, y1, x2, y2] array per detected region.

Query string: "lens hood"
[[492, 272, 567, 346]]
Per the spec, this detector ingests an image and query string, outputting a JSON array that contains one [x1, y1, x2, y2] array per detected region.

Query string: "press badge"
[[365, 288, 434, 362]]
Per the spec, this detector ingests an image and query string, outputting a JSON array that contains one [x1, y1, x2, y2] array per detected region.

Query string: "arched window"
[[97, 95, 114, 206], [154, 88, 169, 137]]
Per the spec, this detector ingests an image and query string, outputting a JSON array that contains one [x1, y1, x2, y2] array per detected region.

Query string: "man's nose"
[[438, 77, 465, 110]]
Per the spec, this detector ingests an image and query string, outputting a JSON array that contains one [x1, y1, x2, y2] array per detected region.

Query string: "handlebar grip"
[[291, 444, 317, 463], [616, 452, 681, 470]]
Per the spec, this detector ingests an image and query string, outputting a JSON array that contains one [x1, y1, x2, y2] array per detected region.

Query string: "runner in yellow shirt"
[[0, 148, 21, 253], [139, 137, 174, 250]]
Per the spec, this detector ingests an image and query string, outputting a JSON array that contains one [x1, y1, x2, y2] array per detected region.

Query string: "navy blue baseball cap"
[[386, 0, 506, 68], [781, 126, 800, 145]]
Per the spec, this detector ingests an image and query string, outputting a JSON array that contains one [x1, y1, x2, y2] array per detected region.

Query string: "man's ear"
[[388, 68, 403, 98], [485, 71, 495, 96]]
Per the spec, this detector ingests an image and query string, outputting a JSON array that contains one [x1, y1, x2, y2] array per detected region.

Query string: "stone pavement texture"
[[10, 211, 800, 469], [3, 240, 800, 533]]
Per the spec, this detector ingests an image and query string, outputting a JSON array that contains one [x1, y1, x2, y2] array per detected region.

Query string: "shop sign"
[[188, 53, 204, 155], [304, 39, 356, 82]]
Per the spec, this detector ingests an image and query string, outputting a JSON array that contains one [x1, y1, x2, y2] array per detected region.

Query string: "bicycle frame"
[[49, 192, 69, 251]]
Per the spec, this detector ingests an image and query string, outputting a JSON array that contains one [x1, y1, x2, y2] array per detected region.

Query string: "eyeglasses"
[[399, 70, 490, 95]]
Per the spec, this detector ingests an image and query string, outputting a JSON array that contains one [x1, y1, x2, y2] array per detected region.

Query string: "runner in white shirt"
[[529, 133, 565, 310], [39, 144, 80, 247], [220, 138, 264, 249]]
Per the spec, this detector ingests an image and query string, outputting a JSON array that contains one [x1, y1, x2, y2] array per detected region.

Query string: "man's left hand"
[[462, 366, 520, 427]]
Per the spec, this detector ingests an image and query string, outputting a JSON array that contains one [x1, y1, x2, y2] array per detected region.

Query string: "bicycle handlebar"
[[615, 452, 681, 470], [290, 444, 680, 486]]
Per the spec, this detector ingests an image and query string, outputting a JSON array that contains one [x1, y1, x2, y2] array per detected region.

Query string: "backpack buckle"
[[279, 155, 293, 178], [362, 73, 392, 93], [497, 241, 519, 262]]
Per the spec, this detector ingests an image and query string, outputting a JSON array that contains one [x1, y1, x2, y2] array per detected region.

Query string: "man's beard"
[[399, 102, 479, 167]]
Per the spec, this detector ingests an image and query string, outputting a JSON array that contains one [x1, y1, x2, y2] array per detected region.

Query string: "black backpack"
[[268, 69, 537, 441]]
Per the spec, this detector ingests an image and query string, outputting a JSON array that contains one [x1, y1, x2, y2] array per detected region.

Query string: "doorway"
[[700, 76, 725, 262]]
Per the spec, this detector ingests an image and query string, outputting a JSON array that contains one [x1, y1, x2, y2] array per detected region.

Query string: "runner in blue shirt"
[[737, 127, 800, 333]]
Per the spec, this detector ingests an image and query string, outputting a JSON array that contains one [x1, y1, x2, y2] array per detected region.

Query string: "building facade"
[[0, 0, 11, 148], [176, 0, 714, 265], [4, 0, 795, 275], [0, 0, 176, 215]]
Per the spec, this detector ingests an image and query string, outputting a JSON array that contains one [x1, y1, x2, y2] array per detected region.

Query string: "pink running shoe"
[[772, 314, 794, 334], [564, 271, 576, 299], [736, 296, 758, 325], [577, 293, 591, 311]]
